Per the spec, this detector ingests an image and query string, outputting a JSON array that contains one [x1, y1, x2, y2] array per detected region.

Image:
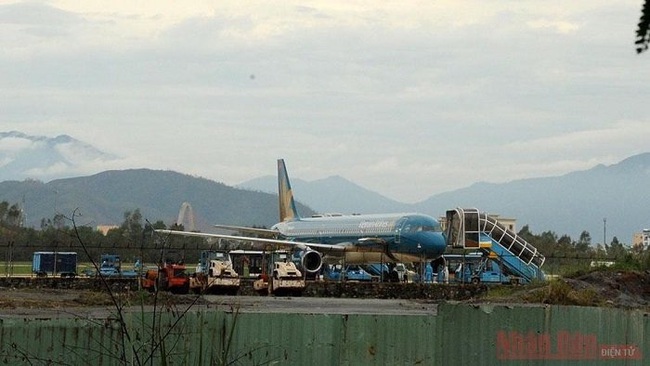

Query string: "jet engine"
[[297, 249, 323, 274]]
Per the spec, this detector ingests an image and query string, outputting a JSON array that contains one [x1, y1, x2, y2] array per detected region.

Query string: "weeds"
[[1, 210, 262, 365], [521, 279, 603, 307]]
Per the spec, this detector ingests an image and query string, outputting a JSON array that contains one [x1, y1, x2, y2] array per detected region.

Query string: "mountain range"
[[0, 169, 315, 232], [1, 131, 649, 244], [238, 154, 650, 244]]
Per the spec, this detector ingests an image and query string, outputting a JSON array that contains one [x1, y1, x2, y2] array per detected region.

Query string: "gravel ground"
[[0, 270, 648, 319]]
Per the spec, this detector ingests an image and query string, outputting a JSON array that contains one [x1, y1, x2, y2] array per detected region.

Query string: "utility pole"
[[603, 218, 607, 247], [417, 243, 423, 282]]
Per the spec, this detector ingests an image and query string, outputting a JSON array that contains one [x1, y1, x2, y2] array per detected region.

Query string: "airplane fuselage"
[[156, 160, 448, 272], [271, 213, 447, 264]]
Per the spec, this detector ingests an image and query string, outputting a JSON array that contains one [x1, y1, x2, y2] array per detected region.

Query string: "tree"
[[0, 201, 8, 223], [0, 201, 22, 227], [608, 236, 627, 259], [557, 234, 573, 251], [150, 220, 167, 230], [6, 204, 22, 226], [637, 0, 650, 53], [121, 209, 143, 246], [576, 230, 591, 252], [533, 230, 559, 256], [517, 225, 535, 243]]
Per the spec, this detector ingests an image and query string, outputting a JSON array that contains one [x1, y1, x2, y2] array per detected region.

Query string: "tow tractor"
[[141, 261, 190, 294]]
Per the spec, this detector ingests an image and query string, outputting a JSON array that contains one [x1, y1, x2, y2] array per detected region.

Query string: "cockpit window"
[[406, 223, 442, 233], [408, 225, 430, 232], [400, 217, 443, 233]]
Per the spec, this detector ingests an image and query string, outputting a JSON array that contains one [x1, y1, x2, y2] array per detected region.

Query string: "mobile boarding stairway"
[[445, 208, 545, 283]]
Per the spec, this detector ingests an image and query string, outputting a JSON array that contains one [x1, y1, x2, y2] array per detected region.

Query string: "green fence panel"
[[0, 304, 646, 365], [437, 303, 647, 365]]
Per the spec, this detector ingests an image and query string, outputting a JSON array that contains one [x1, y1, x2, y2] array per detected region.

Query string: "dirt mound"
[[567, 270, 650, 309], [471, 270, 650, 310]]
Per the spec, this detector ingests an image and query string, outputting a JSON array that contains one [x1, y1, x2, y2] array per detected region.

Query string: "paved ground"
[[0, 290, 438, 319], [0, 269, 648, 319], [202, 295, 438, 315]]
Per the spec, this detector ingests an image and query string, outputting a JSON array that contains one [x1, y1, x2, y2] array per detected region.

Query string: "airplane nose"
[[427, 233, 447, 254]]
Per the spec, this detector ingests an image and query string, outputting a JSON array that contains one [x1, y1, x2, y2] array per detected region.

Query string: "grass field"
[[1, 262, 32, 276]]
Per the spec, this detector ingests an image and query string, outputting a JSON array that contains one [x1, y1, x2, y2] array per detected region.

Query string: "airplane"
[[155, 159, 448, 276]]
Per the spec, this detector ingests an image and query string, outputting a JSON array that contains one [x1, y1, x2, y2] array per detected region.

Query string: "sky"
[[1, 1, 650, 203]]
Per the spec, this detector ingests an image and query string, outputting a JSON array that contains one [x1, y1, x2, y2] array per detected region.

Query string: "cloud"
[[527, 19, 580, 34], [502, 121, 650, 160], [0, 2, 81, 26], [0, 1, 647, 202], [0, 135, 41, 152], [24, 161, 71, 178]]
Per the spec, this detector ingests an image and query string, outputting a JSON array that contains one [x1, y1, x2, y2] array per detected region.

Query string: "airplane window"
[[423, 224, 442, 232], [407, 225, 425, 232], [407, 225, 441, 232]]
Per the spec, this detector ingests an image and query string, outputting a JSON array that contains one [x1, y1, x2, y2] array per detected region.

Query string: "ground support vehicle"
[[331, 263, 416, 283], [393, 263, 419, 283], [270, 260, 305, 295], [141, 262, 190, 294], [32, 251, 77, 278], [326, 264, 378, 282], [97, 254, 139, 278], [445, 208, 546, 284], [254, 251, 306, 296], [454, 255, 523, 285], [190, 250, 240, 294]]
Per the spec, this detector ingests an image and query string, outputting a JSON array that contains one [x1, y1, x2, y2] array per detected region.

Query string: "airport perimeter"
[[0, 298, 646, 365]]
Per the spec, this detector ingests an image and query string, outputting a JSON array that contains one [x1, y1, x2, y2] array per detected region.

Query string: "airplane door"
[[395, 218, 408, 244]]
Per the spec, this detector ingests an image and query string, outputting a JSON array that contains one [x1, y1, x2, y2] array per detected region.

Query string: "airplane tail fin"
[[277, 159, 300, 222]]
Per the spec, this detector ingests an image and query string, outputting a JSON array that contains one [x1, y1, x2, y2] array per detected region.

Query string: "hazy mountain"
[[0, 169, 316, 231], [237, 175, 411, 214], [0, 131, 119, 182], [411, 153, 650, 244], [239, 154, 650, 244], [1, 131, 648, 244]]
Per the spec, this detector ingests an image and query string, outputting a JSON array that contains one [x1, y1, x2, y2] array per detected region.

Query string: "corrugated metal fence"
[[0, 304, 646, 365]]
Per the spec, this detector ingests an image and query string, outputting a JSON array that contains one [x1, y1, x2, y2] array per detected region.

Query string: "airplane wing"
[[155, 229, 350, 254], [213, 224, 279, 239]]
